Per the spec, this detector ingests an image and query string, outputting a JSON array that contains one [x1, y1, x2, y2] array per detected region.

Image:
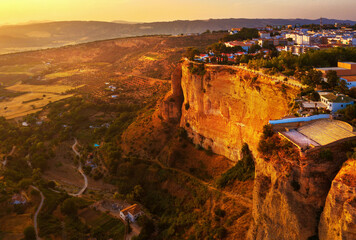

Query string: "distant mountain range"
[[0, 18, 354, 55]]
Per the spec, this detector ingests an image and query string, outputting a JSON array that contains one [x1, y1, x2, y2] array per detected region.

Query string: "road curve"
[[70, 138, 88, 197], [31, 186, 44, 240], [1, 146, 16, 166]]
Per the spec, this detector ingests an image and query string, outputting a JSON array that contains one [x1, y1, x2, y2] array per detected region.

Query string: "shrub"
[[319, 149, 333, 162], [24, 226, 36, 240], [60, 198, 78, 216]]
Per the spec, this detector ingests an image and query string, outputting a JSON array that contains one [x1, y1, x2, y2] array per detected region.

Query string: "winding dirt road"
[[31, 185, 44, 240], [70, 138, 88, 196], [1, 146, 16, 166]]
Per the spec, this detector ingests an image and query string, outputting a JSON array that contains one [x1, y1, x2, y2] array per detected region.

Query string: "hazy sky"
[[0, 0, 355, 25]]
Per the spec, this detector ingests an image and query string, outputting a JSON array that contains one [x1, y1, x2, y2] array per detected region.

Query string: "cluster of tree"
[[207, 42, 244, 54], [258, 125, 300, 161], [247, 47, 356, 90], [247, 47, 356, 74], [221, 28, 259, 42], [188, 63, 206, 76]]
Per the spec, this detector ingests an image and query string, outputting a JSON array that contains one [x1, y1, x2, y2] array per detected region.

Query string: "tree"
[[302, 69, 322, 87], [24, 226, 36, 240], [61, 198, 78, 216], [31, 168, 42, 184], [248, 44, 261, 54], [326, 70, 339, 89], [184, 47, 200, 61], [335, 79, 349, 94], [262, 124, 274, 139]]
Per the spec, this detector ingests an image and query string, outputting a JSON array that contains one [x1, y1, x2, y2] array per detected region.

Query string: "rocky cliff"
[[319, 159, 356, 240], [177, 61, 298, 161], [160, 60, 356, 239], [248, 142, 349, 240]]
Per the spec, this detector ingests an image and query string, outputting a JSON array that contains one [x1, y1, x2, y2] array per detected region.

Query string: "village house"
[[119, 204, 143, 222], [319, 92, 354, 113]]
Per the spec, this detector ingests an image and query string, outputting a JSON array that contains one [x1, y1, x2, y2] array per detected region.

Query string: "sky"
[[0, 0, 355, 25]]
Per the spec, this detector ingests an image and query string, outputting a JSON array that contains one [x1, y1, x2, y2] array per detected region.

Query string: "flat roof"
[[302, 102, 327, 108], [341, 76, 356, 82], [269, 114, 330, 125], [340, 62, 356, 64], [315, 67, 346, 71], [280, 130, 320, 149]]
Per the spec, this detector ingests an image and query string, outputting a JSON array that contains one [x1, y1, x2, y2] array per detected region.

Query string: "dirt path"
[[31, 186, 45, 240], [149, 158, 252, 207], [1, 146, 16, 166], [70, 138, 88, 196]]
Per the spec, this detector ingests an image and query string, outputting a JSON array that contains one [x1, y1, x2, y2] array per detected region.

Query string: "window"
[[341, 104, 343, 107]]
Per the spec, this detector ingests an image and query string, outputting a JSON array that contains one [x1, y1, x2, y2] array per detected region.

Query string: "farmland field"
[[0, 92, 73, 119], [6, 83, 85, 94]]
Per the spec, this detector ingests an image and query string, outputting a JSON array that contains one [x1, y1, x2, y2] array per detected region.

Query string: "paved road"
[[31, 186, 44, 240], [70, 138, 88, 197]]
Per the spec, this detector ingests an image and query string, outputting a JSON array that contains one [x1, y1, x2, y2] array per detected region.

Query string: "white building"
[[259, 31, 270, 39], [120, 204, 143, 222], [319, 92, 354, 113]]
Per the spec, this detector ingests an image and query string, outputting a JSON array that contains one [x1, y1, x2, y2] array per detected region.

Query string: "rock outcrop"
[[319, 159, 356, 240], [160, 63, 183, 121], [179, 61, 298, 161]]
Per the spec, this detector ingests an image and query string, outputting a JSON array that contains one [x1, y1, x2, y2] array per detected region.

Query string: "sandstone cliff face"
[[319, 159, 356, 240], [179, 61, 297, 161], [248, 144, 349, 240]]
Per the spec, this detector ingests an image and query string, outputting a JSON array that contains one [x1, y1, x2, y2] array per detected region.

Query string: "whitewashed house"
[[319, 92, 354, 113], [120, 204, 143, 222]]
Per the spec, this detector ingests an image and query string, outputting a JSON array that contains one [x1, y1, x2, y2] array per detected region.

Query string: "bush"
[[60, 198, 78, 216], [262, 124, 274, 139], [319, 149, 333, 162], [24, 226, 36, 240]]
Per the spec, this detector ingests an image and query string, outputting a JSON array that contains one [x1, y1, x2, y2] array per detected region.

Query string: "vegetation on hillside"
[[216, 143, 255, 188]]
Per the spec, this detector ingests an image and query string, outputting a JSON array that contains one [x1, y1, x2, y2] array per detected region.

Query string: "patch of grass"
[[89, 213, 125, 240]]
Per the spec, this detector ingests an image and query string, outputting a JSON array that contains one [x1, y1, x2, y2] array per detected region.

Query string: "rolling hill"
[[0, 18, 354, 54]]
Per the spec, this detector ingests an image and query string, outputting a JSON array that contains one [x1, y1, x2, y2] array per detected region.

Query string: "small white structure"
[[120, 204, 143, 222], [319, 92, 354, 113], [22, 122, 29, 127]]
